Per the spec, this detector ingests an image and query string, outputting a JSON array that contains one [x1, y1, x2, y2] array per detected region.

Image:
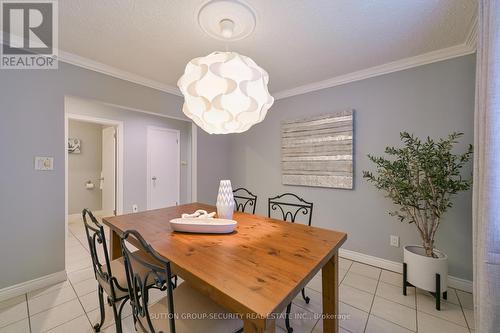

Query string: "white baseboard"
[[339, 248, 473, 293], [0, 270, 67, 302], [447, 276, 473, 293], [340, 249, 402, 273]]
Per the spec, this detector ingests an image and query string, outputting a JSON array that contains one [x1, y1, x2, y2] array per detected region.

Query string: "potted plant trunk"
[[363, 132, 472, 309]]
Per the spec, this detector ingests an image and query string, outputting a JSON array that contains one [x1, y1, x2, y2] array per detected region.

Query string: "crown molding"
[[0, 31, 182, 96], [3, 17, 478, 102], [58, 51, 182, 96], [465, 14, 478, 51], [273, 42, 476, 100], [274, 9, 478, 101]]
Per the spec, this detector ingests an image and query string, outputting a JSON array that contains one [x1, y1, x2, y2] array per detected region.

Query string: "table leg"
[[243, 320, 275, 333], [322, 254, 339, 333], [109, 229, 122, 260]]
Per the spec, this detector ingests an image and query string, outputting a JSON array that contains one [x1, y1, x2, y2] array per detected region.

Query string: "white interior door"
[[147, 127, 180, 210], [102, 126, 116, 215]]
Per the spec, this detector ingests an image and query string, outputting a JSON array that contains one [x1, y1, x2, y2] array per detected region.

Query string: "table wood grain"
[[102, 203, 347, 333]]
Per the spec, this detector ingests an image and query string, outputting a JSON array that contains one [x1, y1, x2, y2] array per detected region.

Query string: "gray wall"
[[0, 53, 475, 290], [68, 120, 103, 214], [196, 130, 232, 205], [66, 96, 193, 211], [0, 61, 212, 289], [227, 55, 476, 280]]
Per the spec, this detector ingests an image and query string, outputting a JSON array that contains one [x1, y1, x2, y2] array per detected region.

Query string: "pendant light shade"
[[177, 51, 274, 134]]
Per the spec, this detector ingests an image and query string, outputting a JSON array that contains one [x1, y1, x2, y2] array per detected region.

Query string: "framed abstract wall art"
[[281, 109, 354, 189]]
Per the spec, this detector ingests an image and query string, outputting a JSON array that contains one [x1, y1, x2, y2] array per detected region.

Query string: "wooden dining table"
[[102, 202, 347, 333]]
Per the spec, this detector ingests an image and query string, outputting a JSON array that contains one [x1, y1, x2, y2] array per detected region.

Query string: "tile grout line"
[[27, 282, 74, 302], [301, 259, 355, 333], [66, 273, 94, 331], [339, 261, 353, 284], [28, 298, 79, 321], [362, 269, 381, 333], [370, 282, 467, 331], [369, 292, 415, 310], [316, 259, 473, 332], [415, 285, 418, 333], [455, 289, 473, 332], [26, 256, 94, 330], [0, 317, 31, 331], [345, 260, 471, 330], [67, 225, 91, 254], [68, 218, 114, 330], [369, 313, 417, 332], [345, 270, 380, 282], [68, 219, 102, 329], [25, 293, 32, 333], [414, 293, 471, 329]]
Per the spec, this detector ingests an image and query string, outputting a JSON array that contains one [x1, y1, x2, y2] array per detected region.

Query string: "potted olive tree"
[[363, 132, 472, 305]]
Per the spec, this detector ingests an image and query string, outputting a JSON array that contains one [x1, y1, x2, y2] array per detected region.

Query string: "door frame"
[[64, 113, 124, 266], [101, 126, 118, 215], [146, 126, 181, 210], [65, 113, 124, 215]]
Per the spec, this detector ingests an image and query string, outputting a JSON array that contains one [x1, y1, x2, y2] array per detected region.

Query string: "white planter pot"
[[403, 245, 448, 293]]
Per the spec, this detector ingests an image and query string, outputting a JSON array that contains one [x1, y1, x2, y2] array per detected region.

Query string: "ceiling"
[[59, 0, 477, 96]]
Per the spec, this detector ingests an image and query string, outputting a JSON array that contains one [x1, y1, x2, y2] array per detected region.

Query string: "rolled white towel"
[[182, 210, 216, 219]]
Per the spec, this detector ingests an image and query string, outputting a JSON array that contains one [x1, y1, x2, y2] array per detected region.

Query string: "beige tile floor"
[[0, 216, 475, 333]]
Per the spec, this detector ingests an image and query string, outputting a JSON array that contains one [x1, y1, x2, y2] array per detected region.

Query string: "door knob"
[[152, 176, 157, 181]]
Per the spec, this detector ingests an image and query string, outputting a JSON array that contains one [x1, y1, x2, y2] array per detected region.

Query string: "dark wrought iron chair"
[[233, 187, 258, 214], [268, 193, 314, 333], [120, 229, 243, 333], [82, 209, 176, 332], [82, 209, 130, 332]]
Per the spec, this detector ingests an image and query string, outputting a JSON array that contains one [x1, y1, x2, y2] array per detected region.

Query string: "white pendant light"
[[177, 0, 274, 134], [178, 51, 274, 134]]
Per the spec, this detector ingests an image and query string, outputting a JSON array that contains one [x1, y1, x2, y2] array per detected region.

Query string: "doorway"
[[64, 113, 124, 268], [67, 119, 118, 217], [147, 126, 180, 210], [65, 113, 124, 217]]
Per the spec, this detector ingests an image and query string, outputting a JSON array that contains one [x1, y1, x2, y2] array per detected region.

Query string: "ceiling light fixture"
[[219, 19, 234, 39], [177, 0, 274, 134]]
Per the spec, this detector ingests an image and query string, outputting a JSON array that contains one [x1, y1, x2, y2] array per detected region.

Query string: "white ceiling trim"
[[465, 14, 478, 50], [273, 43, 475, 100], [58, 51, 182, 96], [0, 31, 182, 96], [274, 12, 478, 100], [59, 39, 476, 102], [2, 10, 478, 102]]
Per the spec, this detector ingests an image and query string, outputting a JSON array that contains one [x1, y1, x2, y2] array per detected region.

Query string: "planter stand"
[[403, 262, 447, 310]]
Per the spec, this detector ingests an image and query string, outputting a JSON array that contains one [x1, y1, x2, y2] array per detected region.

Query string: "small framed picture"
[[68, 138, 81, 154]]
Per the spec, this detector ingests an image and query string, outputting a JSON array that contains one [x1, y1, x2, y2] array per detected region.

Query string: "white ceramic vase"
[[216, 180, 235, 220], [403, 245, 448, 293]]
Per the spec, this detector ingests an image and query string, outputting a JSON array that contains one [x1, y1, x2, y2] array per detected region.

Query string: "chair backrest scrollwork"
[[233, 187, 258, 214], [267, 193, 313, 225]]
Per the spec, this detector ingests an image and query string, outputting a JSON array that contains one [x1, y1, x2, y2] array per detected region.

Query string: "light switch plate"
[[34, 157, 54, 171]]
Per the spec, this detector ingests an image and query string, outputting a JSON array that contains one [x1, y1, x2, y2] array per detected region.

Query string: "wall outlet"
[[132, 204, 138, 213], [390, 235, 400, 247]]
